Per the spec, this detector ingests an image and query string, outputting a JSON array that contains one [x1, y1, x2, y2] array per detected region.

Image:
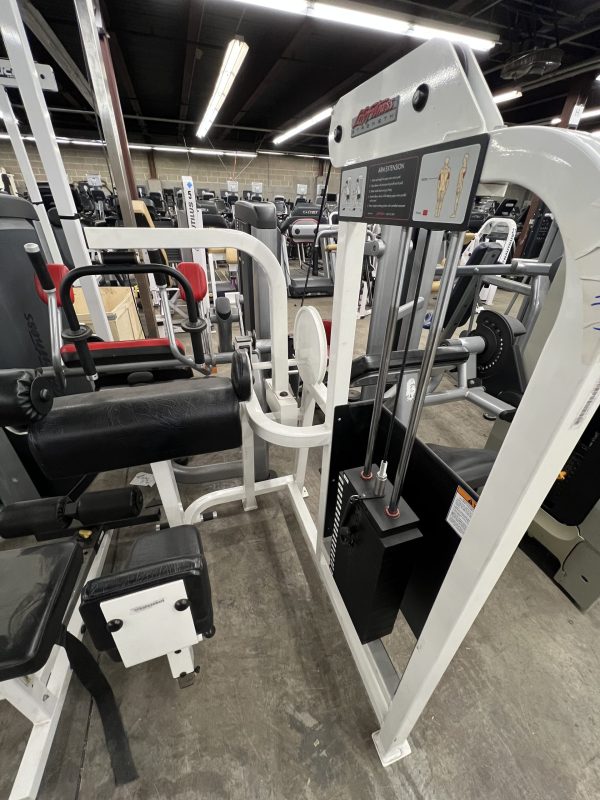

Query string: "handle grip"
[[24, 243, 54, 292]]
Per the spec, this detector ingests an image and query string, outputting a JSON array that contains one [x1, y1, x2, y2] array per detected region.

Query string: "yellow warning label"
[[456, 485, 477, 508], [447, 485, 477, 536]]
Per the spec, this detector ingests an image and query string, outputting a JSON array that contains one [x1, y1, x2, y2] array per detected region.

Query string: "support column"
[[74, 0, 158, 337], [0, 0, 112, 340]]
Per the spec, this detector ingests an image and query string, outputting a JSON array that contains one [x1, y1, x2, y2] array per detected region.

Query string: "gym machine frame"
[[3, 4, 600, 774], [85, 42, 600, 765]]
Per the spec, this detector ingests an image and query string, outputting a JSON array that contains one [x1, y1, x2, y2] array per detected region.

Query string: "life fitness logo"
[[351, 96, 399, 138]]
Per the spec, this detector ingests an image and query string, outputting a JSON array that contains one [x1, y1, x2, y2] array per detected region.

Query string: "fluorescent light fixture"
[[129, 144, 151, 150], [493, 89, 522, 104], [550, 117, 561, 125], [582, 107, 600, 120], [223, 0, 497, 52], [196, 37, 249, 139], [153, 145, 188, 153], [310, 3, 410, 35], [190, 147, 256, 158], [596, 74, 600, 82], [71, 139, 104, 147], [406, 23, 495, 51], [273, 107, 333, 145], [0, 133, 9, 139]]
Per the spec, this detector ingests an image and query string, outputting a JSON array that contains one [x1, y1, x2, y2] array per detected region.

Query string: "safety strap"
[[62, 630, 138, 785]]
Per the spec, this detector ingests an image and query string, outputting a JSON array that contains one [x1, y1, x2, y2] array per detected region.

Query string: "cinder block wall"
[[0, 141, 341, 202]]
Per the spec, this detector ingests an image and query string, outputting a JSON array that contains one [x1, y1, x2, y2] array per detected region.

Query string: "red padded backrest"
[[322, 319, 332, 346], [34, 263, 74, 307], [178, 262, 207, 303]]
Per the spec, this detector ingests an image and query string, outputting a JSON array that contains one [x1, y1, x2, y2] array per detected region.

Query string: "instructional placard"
[[227, 180, 239, 193], [297, 183, 308, 196], [446, 485, 477, 537], [251, 181, 263, 194], [338, 134, 488, 230], [412, 142, 483, 226]]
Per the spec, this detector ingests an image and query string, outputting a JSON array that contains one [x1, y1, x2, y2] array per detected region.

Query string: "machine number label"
[[338, 134, 489, 231], [446, 486, 477, 537]]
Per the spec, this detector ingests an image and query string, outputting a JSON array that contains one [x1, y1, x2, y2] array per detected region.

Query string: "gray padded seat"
[[428, 444, 496, 490]]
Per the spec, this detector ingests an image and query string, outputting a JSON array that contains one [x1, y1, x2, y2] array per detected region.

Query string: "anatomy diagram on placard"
[[452, 153, 469, 217], [413, 142, 481, 225], [435, 157, 451, 217]]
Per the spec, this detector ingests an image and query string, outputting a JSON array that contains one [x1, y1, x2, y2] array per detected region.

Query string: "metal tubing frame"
[[3, 26, 600, 783], [362, 227, 412, 475], [84, 226, 292, 398], [0, 87, 61, 263], [388, 231, 463, 511], [0, 0, 112, 341]]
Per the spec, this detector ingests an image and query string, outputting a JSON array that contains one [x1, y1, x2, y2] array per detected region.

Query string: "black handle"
[[188, 325, 206, 365], [24, 243, 55, 291], [59, 262, 206, 375]]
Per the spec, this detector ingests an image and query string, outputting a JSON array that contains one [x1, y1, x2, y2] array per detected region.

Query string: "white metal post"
[[293, 391, 316, 492], [374, 126, 600, 765], [0, 87, 61, 262], [316, 221, 367, 544], [151, 460, 185, 526], [0, 0, 112, 340], [240, 405, 257, 511]]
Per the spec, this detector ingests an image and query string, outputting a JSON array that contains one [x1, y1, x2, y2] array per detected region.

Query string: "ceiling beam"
[[99, 0, 148, 138], [11, 103, 330, 137], [19, 0, 95, 109], [178, 0, 204, 139]]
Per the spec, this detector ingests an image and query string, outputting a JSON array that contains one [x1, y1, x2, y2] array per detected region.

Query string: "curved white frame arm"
[[84, 226, 291, 396]]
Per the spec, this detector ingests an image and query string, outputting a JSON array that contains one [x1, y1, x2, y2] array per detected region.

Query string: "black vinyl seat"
[[428, 444, 496, 490], [0, 540, 82, 680]]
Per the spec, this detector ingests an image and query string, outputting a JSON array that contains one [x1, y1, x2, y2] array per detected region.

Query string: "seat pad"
[[60, 338, 185, 366], [428, 444, 496, 490], [0, 541, 82, 680], [80, 525, 213, 652]]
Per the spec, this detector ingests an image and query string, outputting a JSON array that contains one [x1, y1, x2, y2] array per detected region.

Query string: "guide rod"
[[363, 227, 413, 477], [388, 230, 463, 514]]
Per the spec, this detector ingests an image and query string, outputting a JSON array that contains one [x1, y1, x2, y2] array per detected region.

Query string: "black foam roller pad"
[[76, 488, 144, 526], [28, 377, 242, 479], [0, 496, 69, 539]]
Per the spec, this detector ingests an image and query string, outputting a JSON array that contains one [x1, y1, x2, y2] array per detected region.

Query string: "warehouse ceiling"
[[4, 0, 600, 154]]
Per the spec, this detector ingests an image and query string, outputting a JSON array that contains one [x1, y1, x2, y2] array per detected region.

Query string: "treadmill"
[[280, 204, 334, 298]]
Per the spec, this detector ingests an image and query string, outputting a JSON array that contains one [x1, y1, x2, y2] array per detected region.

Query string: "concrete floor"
[[1, 293, 600, 799]]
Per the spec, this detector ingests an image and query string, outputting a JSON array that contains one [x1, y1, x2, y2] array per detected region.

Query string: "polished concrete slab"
[[1, 293, 599, 800]]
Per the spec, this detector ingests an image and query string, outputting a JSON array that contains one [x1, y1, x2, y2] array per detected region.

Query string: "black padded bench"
[[0, 540, 82, 680], [0, 539, 137, 785], [351, 344, 470, 388]]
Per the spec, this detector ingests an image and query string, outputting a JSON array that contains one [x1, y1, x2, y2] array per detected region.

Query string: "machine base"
[[372, 731, 411, 766]]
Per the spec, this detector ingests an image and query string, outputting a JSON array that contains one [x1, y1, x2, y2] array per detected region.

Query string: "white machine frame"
[[2, 2, 600, 790]]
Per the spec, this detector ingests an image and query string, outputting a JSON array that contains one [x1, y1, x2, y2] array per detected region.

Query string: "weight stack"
[[330, 466, 422, 644]]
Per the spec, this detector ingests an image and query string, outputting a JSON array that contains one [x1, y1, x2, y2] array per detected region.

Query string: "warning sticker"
[[446, 486, 477, 537]]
